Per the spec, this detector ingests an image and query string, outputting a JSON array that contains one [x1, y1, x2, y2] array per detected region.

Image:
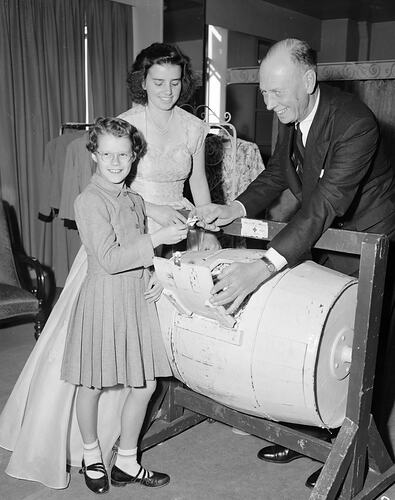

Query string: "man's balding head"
[[266, 39, 317, 73], [259, 38, 318, 124]]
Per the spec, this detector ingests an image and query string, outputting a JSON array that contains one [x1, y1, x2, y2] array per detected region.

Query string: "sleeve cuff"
[[265, 247, 288, 271], [232, 200, 246, 217]]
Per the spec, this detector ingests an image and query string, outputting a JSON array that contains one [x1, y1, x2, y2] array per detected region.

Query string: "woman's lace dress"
[[119, 104, 209, 232]]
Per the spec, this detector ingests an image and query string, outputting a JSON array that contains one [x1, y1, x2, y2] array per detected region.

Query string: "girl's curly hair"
[[87, 117, 146, 159], [87, 117, 147, 186], [126, 42, 197, 105]]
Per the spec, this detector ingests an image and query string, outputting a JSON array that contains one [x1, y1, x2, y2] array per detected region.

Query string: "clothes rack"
[[59, 122, 93, 136]]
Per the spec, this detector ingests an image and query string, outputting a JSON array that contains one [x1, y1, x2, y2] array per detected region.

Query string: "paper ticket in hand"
[[186, 215, 200, 227]]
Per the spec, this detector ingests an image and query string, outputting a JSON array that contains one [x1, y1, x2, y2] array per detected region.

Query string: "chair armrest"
[[14, 251, 47, 302]]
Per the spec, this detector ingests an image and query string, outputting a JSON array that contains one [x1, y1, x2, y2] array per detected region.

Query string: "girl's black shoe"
[[79, 460, 109, 494], [111, 464, 170, 488]]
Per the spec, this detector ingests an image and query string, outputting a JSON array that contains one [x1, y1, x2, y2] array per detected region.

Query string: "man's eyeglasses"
[[95, 151, 135, 163]]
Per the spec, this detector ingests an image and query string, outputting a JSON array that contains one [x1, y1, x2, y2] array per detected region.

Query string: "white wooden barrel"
[[155, 249, 357, 428]]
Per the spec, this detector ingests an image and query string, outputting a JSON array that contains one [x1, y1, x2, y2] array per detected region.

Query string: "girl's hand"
[[144, 273, 163, 302], [151, 221, 188, 247], [147, 203, 187, 227]]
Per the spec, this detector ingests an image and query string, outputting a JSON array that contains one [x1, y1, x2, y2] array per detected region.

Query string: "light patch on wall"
[[206, 25, 228, 123]]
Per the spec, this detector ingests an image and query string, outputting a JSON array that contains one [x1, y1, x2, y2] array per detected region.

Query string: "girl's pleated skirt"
[[61, 269, 172, 389]]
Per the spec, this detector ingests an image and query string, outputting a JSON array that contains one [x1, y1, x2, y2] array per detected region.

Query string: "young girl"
[[0, 117, 188, 493], [59, 117, 188, 494]]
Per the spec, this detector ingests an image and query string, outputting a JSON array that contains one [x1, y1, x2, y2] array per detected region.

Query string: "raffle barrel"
[[154, 249, 358, 429]]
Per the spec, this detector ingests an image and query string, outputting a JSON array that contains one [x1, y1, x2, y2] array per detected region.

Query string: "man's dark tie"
[[292, 123, 304, 178]]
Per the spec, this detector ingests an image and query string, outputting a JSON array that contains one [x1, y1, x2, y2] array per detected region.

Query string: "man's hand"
[[210, 260, 275, 314], [194, 202, 244, 230]]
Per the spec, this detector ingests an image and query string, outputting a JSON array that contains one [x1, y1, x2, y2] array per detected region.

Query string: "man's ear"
[[304, 69, 317, 95], [91, 152, 97, 163]]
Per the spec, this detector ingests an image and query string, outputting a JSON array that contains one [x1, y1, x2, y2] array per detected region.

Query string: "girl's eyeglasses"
[[95, 151, 135, 163]]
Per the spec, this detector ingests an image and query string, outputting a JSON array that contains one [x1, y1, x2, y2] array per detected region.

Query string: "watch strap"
[[261, 255, 277, 274]]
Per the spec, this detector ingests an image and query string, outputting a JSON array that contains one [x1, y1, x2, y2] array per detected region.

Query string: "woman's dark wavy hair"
[[87, 117, 146, 160], [126, 42, 196, 105]]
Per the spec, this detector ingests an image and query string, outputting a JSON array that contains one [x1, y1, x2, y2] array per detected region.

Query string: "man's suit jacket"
[[237, 83, 395, 266]]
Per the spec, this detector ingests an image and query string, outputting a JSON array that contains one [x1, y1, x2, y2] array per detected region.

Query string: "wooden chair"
[[0, 199, 54, 339]]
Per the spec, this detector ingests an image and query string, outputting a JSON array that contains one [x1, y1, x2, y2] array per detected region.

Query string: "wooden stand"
[[140, 219, 395, 499]]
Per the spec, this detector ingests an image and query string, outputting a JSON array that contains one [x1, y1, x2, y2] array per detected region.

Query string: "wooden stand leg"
[[160, 378, 184, 422], [140, 379, 207, 452], [140, 379, 171, 436], [310, 418, 357, 500], [352, 464, 395, 500], [367, 415, 393, 473]]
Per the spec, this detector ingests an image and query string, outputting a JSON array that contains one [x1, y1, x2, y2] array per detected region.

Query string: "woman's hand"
[[146, 202, 187, 227], [144, 272, 163, 303]]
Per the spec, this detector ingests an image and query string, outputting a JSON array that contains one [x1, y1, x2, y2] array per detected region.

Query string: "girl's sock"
[[115, 447, 144, 477], [83, 439, 104, 479]]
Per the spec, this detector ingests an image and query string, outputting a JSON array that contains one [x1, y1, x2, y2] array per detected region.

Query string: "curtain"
[[86, 0, 134, 119], [0, 0, 86, 257]]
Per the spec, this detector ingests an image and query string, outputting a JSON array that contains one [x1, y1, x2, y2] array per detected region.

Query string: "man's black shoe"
[[257, 445, 303, 463], [305, 467, 322, 488]]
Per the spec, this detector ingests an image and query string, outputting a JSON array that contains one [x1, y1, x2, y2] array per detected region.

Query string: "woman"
[[120, 42, 219, 250]]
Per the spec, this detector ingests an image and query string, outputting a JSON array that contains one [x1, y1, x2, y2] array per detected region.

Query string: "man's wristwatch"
[[261, 255, 277, 275]]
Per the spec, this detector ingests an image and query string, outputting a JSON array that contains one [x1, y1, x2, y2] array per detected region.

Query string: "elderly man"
[[197, 38, 395, 488]]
